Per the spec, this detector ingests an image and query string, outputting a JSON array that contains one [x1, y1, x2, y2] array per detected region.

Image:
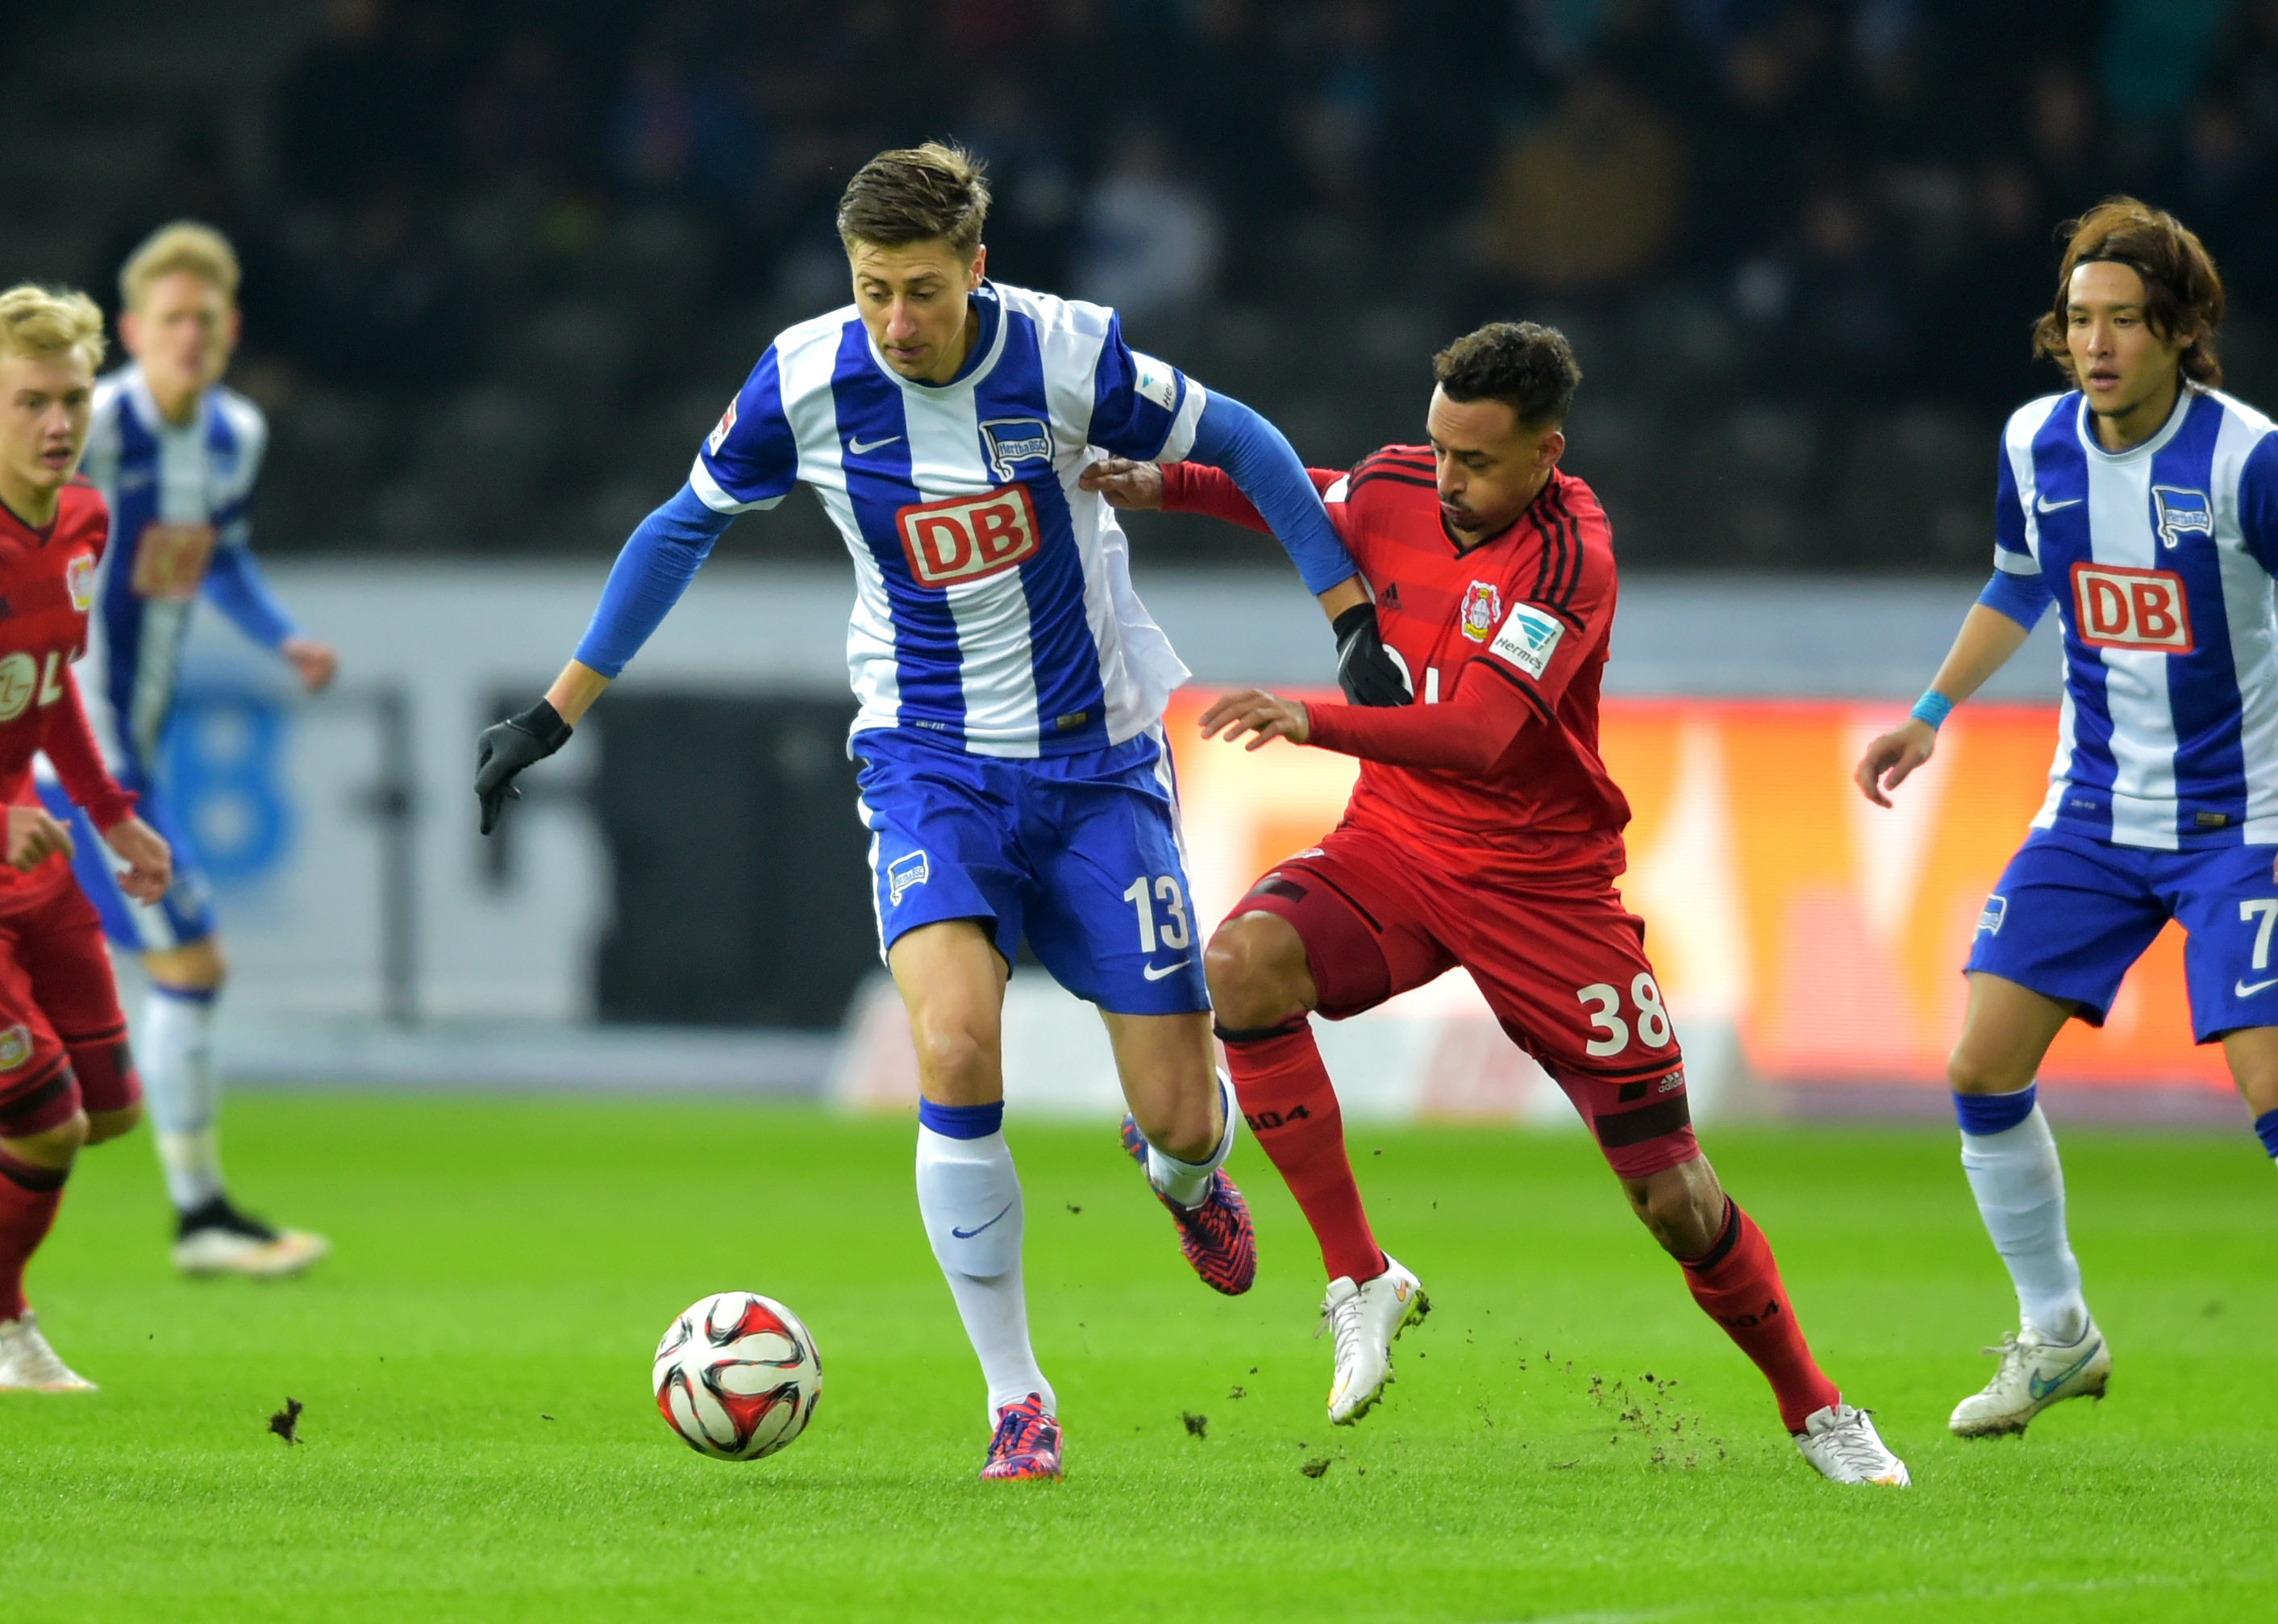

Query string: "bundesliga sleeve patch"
[[1488, 602, 1564, 680], [707, 397, 738, 455], [1131, 352, 1181, 412]]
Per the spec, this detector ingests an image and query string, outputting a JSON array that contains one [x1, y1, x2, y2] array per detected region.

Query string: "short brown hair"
[[2033, 198, 2224, 389], [1432, 321, 1581, 430], [120, 220, 241, 310], [836, 143, 991, 256], [0, 283, 106, 372]]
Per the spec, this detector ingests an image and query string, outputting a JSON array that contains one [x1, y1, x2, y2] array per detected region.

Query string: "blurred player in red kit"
[[1083, 322, 1907, 1485], [0, 285, 173, 1389]]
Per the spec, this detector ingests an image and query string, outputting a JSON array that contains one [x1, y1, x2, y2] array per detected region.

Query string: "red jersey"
[[0, 480, 136, 907], [1165, 448, 1630, 854]]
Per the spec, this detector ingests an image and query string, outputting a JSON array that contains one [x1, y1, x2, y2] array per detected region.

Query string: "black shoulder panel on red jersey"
[[1525, 480, 1589, 631], [1348, 445, 1435, 496]]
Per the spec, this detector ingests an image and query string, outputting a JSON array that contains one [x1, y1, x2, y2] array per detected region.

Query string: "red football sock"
[[1226, 1026, 1383, 1283], [0, 1150, 69, 1322], [1678, 1200, 1840, 1433]]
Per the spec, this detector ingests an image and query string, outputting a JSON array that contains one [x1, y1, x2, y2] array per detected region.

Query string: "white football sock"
[[915, 1123, 1053, 1424], [1141, 1070, 1239, 1210], [144, 987, 224, 1212], [1960, 1103, 2088, 1344]]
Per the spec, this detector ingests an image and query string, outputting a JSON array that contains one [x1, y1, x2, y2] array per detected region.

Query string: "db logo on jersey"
[[65, 553, 95, 610], [707, 397, 737, 455], [897, 485, 1040, 587], [1460, 581, 1501, 642], [2072, 562, 2193, 652]]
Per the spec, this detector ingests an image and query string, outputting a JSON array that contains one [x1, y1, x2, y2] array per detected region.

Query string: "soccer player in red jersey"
[[0, 285, 174, 1389], [1083, 322, 1909, 1485]]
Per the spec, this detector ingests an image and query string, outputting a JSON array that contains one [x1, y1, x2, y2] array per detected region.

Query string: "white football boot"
[[172, 1196, 329, 1279], [0, 1311, 96, 1391], [1948, 1317, 2110, 1439], [1794, 1402, 1909, 1486], [1317, 1254, 1429, 1425]]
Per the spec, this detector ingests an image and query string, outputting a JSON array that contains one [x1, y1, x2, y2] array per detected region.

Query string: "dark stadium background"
[[2, 0, 2265, 1047], [11, 0, 2275, 573]]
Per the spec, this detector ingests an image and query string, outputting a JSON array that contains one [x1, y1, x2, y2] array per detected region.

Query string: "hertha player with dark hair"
[[1083, 321, 1909, 1486], [1858, 198, 2278, 1439]]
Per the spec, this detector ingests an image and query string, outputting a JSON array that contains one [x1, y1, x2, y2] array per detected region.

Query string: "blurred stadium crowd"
[[7, 0, 2278, 568]]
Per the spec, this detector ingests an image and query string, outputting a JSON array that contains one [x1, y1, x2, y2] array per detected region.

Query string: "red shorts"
[[1230, 818, 1697, 1178], [0, 878, 138, 1138]]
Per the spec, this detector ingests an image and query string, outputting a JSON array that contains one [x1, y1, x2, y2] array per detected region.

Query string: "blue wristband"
[[1910, 690, 1954, 731]]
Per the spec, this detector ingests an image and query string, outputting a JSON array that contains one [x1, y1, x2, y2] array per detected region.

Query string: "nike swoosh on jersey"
[[847, 433, 902, 454], [951, 1200, 1015, 1240], [2028, 1339, 2103, 1401], [2236, 976, 2278, 997], [2035, 494, 2084, 513], [1142, 958, 1193, 981]]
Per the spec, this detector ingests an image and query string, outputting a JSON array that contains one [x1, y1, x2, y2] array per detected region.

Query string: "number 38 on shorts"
[[1576, 973, 1674, 1058]]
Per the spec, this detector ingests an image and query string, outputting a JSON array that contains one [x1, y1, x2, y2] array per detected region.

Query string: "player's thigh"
[[0, 918, 82, 1147], [1018, 739, 1213, 1017], [16, 885, 139, 1118], [1458, 884, 1697, 1180], [1964, 827, 2168, 1031], [854, 737, 1028, 974], [1948, 972, 2076, 1095], [1212, 826, 1455, 1025]]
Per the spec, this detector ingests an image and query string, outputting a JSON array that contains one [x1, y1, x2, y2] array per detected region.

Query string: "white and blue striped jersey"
[[79, 365, 269, 776], [694, 281, 1203, 758], [1993, 385, 2278, 847]]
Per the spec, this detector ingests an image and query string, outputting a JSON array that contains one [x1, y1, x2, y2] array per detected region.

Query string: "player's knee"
[[147, 937, 227, 994], [8, 1109, 89, 1167], [908, 1014, 997, 1095], [1204, 913, 1308, 1030], [83, 1102, 142, 1146], [1131, 1083, 1219, 1163], [1946, 1046, 2023, 1097], [1626, 1159, 1724, 1257]]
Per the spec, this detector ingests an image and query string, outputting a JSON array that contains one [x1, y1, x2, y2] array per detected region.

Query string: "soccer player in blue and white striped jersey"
[[61, 224, 335, 1278], [476, 144, 1400, 1480], [1858, 199, 2278, 1438]]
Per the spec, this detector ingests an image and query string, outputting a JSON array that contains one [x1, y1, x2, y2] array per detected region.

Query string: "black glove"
[[476, 700, 574, 835], [1333, 602, 1411, 707]]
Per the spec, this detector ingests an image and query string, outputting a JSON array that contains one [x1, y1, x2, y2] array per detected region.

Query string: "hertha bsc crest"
[[1461, 581, 1501, 642]]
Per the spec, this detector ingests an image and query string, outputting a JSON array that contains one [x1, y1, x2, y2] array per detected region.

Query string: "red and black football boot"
[[979, 1393, 1063, 1481], [1119, 1114, 1257, 1296]]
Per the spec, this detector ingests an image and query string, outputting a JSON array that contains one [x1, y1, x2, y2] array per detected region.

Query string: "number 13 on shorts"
[[1576, 974, 1674, 1057], [1122, 874, 1193, 955]]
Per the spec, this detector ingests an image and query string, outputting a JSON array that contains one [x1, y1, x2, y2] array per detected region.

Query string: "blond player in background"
[[48, 224, 335, 1276]]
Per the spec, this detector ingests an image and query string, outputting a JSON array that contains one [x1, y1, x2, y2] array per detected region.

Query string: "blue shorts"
[[852, 725, 1210, 1016], [36, 775, 217, 953], [1966, 826, 2278, 1042]]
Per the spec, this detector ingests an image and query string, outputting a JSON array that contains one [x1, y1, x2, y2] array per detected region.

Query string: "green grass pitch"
[[6, 1097, 2275, 1622]]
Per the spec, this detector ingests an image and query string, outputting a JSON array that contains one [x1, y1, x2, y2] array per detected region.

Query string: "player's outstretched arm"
[[1179, 394, 1407, 706], [202, 543, 335, 690], [475, 483, 733, 833], [1083, 448, 1407, 708], [1854, 597, 2039, 808]]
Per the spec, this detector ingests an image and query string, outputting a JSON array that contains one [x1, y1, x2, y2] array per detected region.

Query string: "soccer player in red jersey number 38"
[[1084, 322, 1908, 1486]]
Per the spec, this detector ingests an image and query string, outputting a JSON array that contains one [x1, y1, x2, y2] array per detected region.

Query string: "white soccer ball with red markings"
[[652, 1292, 822, 1460]]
